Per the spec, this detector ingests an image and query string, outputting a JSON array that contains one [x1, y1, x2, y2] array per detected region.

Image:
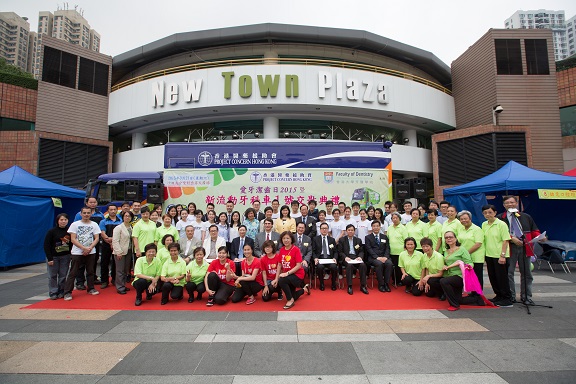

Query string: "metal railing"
[[111, 57, 452, 95]]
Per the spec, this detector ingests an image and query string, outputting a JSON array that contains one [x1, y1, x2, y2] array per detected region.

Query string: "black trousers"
[[185, 281, 206, 299], [278, 274, 305, 301], [316, 262, 337, 286], [367, 258, 393, 287], [486, 257, 511, 300], [133, 278, 155, 300], [426, 277, 443, 298], [100, 243, 115, 283], [390, 254, 402, 284], [473, 262, 484, 290], [231, 281, 263, 303], [76, 243, 100, 285], [161, 282, 184, 302], [206, 272, 235, 305], [401, 275, 423, 296], [440, 275, 485, 308], [262, 281, 283, 301], [344, 261, 367, 287], [65, 254, 96, 294]]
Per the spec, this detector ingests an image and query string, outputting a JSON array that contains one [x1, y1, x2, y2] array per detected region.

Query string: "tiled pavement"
[[0, 263, 576, 383]]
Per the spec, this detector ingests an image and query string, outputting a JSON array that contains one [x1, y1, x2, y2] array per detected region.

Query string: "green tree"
[[0, 58, 34, 78]]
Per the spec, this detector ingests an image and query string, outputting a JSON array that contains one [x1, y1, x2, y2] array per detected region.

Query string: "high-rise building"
[[504, 9, 573, 60], [566, 15, 576, 57], [33, 9, 100, 78], [0, 12, 31, 72]]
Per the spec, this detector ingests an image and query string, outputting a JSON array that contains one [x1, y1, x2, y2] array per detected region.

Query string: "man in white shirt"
[[290, 200, 302, 219], [325, 200, 335, 223], [271, 199, 280, 219], [401, 201, 412, 224], [64, 206, 101, 300], [351, 202, 361, 223], [202, 224, 226, 260]]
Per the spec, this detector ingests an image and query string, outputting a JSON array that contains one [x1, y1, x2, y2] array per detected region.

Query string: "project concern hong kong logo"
[[324, 172, 334, 183], [198, 151, 213, 166]]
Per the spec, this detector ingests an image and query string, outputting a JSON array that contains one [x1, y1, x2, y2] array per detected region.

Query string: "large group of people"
[[43, 195, 544, 311]]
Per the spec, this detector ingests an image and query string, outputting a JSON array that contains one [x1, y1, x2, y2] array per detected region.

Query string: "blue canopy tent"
[[0, 166, 85, 267], [443, 161, 576, 241]]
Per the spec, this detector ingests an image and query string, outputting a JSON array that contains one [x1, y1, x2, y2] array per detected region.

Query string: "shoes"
[[510, 297, 517, 303], [124, 287, 131, 292], [331, 284, 337, 291], [447, 306, 460, 311], [94, 279, 102, 285], [75, 284, 86, 291], [323, 273, 330, 280], [360, 286, 369, 295], [347, 286, 353, 295], [161, 299, 168, 305], [439, 294, 446, 301], [495, 299, 514, 308], [405, 286, 412, 294], [206, 297, 214, 307], [378, 285, 386, 293], [88, 289, 99, 295], [283, 300, 295, 310], [319, 283, 325, 291], [384, 284, 391, 292], [522, 298, 535, 306], [303, 284, 310, 295], [135, 298, 142, 306], [277, 293, 284, 300], [246, 297, 256, 305], [57, 293, 64, 299], [101, 282, 109, 289], [489, 296, 501, 303], [117, 290, 126, 295], [196, 293, 203, 301], [188, 297, 194, 303], [146, 293, 153, 301], [64, 293, 72, 301], [49, 294, 58, 300]]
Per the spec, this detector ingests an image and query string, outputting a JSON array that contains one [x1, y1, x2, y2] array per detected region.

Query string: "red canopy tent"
[[563, 168, 576, 177]]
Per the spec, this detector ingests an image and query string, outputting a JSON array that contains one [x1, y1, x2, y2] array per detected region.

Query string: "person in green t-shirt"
[[418, 237, 445, 299], [458, 210, 485, 289], [481, 204, 513, 308], [132, 243, 161, 306], [160, 243, 187, 305], [185, 247, 209, 303], [398, 237, 424, 296], [438, 231, 485, 311], [132, 206, 157, 258]]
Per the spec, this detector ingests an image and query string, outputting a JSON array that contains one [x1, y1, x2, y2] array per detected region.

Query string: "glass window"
[[495, 39, 523, 75], [525, 39, 549, 75]]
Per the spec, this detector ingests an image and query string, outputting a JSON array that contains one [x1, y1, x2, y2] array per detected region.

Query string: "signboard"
[[164, 168, 390, 210], [538, 189, 576, 200]]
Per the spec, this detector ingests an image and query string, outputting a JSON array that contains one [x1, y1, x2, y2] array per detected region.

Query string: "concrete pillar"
[[403, 129, 418, 147], [132, 132, 147, 150], [264, 50, 278, 64], [263, 117, 279, 139]]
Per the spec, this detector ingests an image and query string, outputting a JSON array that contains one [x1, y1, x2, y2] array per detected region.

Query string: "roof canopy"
[[0, 166, 85, 199], [444, 161, 576, 196]]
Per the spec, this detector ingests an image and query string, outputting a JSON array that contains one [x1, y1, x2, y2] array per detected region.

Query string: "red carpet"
[[25, 281, 490, 312]]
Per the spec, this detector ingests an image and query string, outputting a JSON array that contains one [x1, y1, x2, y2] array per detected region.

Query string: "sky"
[[2, 0, 576, 65]]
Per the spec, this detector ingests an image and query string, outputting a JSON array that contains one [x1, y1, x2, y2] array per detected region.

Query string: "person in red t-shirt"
[[204, 246, 235, 306], [278, 231, 310, 309], [229, 243, 264, 305], [260, 240, 283, 301]]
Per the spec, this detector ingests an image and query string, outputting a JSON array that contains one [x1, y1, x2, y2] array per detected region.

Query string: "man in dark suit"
[[364, 221, 393, 293], [179, 225, 202, 263], [229, 225, 255, 275], [312, 223, 338, 291], [252, 200, 266, 222], [296, 204, 317, 238], [254, 219, 279, 256], [295, 222, 313, 276], [338, 224, 368, 295]]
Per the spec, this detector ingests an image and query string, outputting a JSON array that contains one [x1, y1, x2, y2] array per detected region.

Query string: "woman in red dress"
[[278, 231, 310, 309]]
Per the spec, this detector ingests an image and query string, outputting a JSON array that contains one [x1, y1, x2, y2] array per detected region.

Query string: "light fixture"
[[126, 145, 131, 150], [320, 133, 327, 139], [492, 105, 503, 125], [254, 132, 260, 138], [143, 141, 149, 147], [232, 133, 239, 139], [284, 131, 291, 138], [380, 134, 386, 140], [184, 138, 189, 142], [219, 130, 225, 135], [403, 138, 410, 144], [159, 141, 164, 145], [357, 137, 362, 141], [307, 130, 313, 135]]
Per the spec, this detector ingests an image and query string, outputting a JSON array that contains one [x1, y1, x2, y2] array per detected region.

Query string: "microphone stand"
[[516, 226, 553, 315]]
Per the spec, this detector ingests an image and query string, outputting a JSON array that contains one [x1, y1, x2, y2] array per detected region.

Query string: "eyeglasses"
[[444, 236, 455, 239]]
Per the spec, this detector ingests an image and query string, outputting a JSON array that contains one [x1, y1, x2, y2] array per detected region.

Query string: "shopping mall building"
[[1, 23, 570, 200]]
